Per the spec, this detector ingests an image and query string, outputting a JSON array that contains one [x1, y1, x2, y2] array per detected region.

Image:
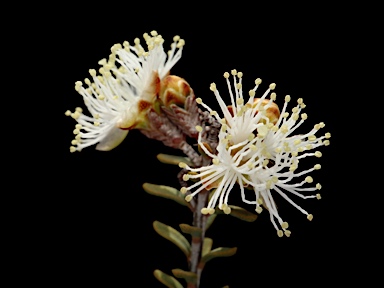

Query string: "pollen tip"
[[285, 95, 291, 102], [277, 230, 284, 237], [201, 208, 209, 215], [89, 69, 97, 77], [180, 187, 188, 194], [223, 206, 231, 214], [195, 125, 203, 132], [179, 162, 187, 168], [236, 98, 244, 105], [305, 176, 314, 183], [307, 214, 313, 221], [315, 151, 322, 158], [182, 174, 190, 181]]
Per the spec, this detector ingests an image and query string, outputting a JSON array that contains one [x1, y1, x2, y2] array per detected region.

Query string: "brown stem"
[[188, 190, 209, 288]]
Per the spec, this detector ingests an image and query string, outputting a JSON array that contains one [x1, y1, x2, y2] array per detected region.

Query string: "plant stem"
[[188, 190, 209, 288]]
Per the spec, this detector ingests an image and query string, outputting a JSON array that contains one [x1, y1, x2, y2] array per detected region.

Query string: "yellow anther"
[[182, 174, 190, 181], [285, 95, 291, 102], [179, 162, 187, 168], [305, 176, 314, 183]]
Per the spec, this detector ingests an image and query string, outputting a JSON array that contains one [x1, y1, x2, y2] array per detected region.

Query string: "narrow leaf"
[[205, 213, 217, 231], [202, 237, 213, 257], [179, 223, 202, 237], [216, 205, 258, 222], [157, 153, 194, 167], [143, 183, 190, 208], [153, 221, 191, 258], [201, 247, 237, 264], [171, 268, 197, 284], [153, 269, 184, 288]]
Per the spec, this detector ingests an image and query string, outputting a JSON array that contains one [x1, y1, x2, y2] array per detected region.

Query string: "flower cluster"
[[65, 31, 185, 152], [179, 70, 330, 237]]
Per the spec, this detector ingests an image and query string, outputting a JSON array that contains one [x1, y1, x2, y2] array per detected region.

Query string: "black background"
[[60, 5, 344, 287]]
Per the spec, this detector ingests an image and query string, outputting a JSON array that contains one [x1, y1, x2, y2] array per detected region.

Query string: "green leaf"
[[153, 221, 191, 258], [201, 247, 237, 264], [143, 183, 191, 208], [153, 269, 184, 288], [179, 224, 202, 237], [216, 205, 258, 222], [171, 268, 197, 284], [205, 213, 217, 231], [202, 237, 213, 257], [157, 153, 194, 167]]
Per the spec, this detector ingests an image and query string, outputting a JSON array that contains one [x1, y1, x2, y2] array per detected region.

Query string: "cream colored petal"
[[95, 127, 129, 151]]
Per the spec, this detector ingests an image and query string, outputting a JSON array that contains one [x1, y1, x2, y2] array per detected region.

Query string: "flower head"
[[180, 70, 330, 236], [65, 31, 185, 152]]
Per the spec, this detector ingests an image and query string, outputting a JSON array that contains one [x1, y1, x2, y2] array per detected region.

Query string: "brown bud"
[[159, 75, 192, 107], [252, 98, 280, 125], [226, 98, 280, 125]]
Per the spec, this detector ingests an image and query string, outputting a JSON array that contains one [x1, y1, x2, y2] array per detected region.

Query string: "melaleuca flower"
[[65, 31, 185, 152], [179, 70, 330, 237]]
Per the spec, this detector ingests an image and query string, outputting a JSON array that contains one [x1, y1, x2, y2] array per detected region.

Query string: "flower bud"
[[158, 75, 192, 107]]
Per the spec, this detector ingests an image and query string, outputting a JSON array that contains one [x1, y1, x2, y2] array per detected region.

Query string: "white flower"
[[180, 70, 330, 237], [65, 31, 185, 152]]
